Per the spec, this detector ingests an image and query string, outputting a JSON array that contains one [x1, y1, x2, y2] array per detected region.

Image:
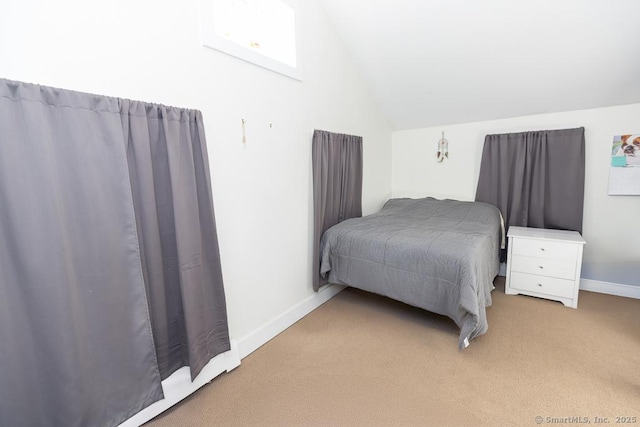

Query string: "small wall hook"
[[241, 118, 247, 145]]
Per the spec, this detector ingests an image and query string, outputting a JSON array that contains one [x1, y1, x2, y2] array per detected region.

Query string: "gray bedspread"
[[320, 197, 501, 349]]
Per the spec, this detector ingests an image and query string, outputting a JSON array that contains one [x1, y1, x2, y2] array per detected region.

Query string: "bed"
[[319, 197, 502, 349]]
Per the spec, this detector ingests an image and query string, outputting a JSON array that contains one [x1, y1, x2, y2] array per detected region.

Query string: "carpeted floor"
[[146, 277, 640, 426]]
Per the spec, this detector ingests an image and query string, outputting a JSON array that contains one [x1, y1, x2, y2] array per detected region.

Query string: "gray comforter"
[[320, 197, 501, 349]]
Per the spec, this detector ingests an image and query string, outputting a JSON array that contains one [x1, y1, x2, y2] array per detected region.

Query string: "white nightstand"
[[505, 226, 586, 308]]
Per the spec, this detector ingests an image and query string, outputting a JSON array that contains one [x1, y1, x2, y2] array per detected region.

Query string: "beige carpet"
[[146, 278, 640, 426]]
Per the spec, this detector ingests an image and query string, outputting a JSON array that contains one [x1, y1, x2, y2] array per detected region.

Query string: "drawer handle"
[[538, 265, 544, 269], [537, 283, 543, 287], [540, 247, 545, 252]]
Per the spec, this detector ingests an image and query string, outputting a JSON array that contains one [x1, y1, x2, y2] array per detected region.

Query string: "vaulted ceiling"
[[320, 0, 640, 130]]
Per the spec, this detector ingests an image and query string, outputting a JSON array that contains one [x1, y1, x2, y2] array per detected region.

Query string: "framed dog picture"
[[608, 134, 640, 195]]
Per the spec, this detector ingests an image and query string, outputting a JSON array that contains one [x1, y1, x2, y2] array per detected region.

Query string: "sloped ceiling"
[[319, 0, 640, 130]]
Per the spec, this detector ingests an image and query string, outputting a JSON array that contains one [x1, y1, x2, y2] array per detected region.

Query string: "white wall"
[[392, 104, 640, 285], [0, 0, 392, 341]]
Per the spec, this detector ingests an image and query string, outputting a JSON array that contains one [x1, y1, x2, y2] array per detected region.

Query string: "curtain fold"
[[475, 127, 585, 258], [0, 79, 164, 427], [312, 129, 363, 291], [0, 78, 230, 426], [122, 100, 230, 381]]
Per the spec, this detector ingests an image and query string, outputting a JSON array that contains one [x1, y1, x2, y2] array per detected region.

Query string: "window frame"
[[199, 0, 303, 81]]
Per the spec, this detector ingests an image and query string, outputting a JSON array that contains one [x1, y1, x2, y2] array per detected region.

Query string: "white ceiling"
[[319, 0, 640, 130]]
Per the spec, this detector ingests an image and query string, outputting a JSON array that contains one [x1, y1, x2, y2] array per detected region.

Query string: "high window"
[[200, 0, 301, 80]]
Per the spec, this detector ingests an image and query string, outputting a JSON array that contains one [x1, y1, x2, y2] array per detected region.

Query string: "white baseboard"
[[237, 283, 346, 359], [119, 340, 241, 427], [500, 262, 639, 300], [119, 284, 344, 426], [580, 279, 640, 300]]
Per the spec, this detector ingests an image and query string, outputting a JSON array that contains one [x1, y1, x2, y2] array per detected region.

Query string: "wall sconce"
[[437, 131, 449, 163]]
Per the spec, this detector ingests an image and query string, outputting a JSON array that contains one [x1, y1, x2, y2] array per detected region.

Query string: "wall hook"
[[241, 118, 247, 145]]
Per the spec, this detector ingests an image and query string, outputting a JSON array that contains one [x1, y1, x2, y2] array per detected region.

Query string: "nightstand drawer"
[[506, 227, 585, 308], [509, 255, 576, 280], [509, 272, 576, 299], [512, 238, 578, 262]]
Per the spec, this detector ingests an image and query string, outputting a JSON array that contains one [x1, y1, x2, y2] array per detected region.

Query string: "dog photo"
[[609, 133, 640, 195], [613, 134, 640, 165]]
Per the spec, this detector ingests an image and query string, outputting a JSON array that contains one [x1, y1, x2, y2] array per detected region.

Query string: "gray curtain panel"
[[0, 78, 230, 426], [122, 99, 230, 381], [475, 127, 585, 258], [0, 79, 164, 426], [312, 129, 363, 291]]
